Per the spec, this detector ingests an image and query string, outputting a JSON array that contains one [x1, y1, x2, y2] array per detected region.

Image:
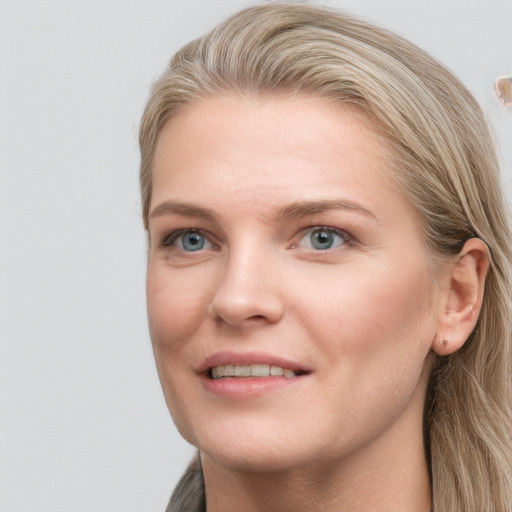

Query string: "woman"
[[139, 3, 512, 511]]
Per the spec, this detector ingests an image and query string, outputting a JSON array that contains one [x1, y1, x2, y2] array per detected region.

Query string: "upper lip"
[[196, 351, 312, 375]]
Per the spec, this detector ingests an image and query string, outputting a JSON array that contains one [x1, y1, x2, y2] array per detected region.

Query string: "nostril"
[[209, 281, 285, 326]]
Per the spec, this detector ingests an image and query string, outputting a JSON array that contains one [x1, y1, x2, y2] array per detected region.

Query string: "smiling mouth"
[[209, 364, 306, 379]]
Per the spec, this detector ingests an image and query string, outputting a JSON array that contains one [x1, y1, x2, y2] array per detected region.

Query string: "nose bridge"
[[209, 234, 284, 326]]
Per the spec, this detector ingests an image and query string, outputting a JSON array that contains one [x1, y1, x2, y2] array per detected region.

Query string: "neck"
[[203, 457, 430, 512]]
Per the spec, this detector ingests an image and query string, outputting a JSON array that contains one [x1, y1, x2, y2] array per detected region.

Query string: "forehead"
[[155, 93, 387, 155], [151, 94, 399, 205]]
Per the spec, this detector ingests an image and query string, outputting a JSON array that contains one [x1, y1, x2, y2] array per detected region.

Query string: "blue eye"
[[181, 232, 206, 251], [300, 227, 346, 250], [164, 230, 214, 252]]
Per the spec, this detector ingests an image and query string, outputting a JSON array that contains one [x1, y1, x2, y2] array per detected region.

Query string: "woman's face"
[[146, 95, 443, 473]]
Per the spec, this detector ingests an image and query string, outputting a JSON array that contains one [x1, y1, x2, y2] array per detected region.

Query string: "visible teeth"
[[234, 365, 250, 377], [210, 364, 297, 379], [270, 365, 284, 376], [251, 364, 270, 377]]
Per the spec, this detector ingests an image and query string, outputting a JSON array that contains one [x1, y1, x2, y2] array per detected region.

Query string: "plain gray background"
[[1, 1, 511, 511]]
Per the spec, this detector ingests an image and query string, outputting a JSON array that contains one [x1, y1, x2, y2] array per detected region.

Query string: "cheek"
[[146, 265, 211, 349], [145, 264, 214, 413], [146, 265, 212, 439], [294, 258, 437, 362], [291, 262, 437, 441]]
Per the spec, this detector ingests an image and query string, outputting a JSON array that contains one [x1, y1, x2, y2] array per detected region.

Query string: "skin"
[[145, 95, 488, 512]]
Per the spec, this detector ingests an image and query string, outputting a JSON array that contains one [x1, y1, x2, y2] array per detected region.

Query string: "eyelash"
[[294, 226, 352, 251], [161, 228, 218, 252], [160, 225, 353, 253]]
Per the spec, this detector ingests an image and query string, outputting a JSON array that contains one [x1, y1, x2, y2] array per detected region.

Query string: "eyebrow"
[[274, 199, 377, 221], [149, 199, 376, 224], [149, 201, 216, 221]]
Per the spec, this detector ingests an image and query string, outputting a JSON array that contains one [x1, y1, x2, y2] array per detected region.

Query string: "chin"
[[200, 444, 309, 475], [185, 419, 317, 474]]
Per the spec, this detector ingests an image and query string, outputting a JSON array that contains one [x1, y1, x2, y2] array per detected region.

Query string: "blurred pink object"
[[496, 76, 512, 108]]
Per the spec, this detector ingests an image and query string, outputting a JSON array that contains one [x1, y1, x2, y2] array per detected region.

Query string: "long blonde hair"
[[139, 3, 512, 511]]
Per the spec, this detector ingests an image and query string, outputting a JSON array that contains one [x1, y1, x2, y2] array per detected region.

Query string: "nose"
[[208, 244, 285, 327]]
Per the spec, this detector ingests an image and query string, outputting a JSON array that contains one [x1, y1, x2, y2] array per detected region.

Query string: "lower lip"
[[202, 375, 303, 398]]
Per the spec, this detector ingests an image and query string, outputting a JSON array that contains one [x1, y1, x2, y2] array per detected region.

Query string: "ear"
[[433, 238, 490, 356]]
